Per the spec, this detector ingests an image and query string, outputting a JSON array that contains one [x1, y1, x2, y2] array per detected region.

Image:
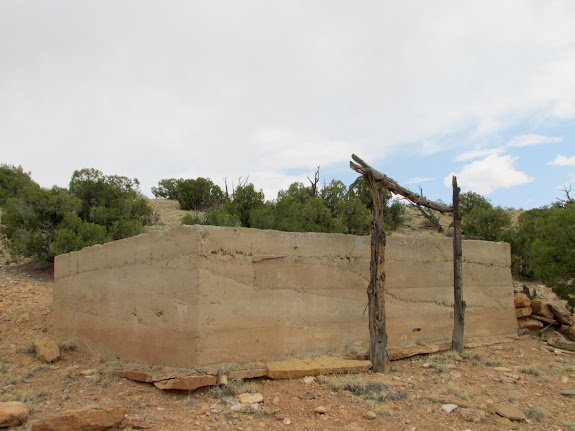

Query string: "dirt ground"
[[1, 201, 572, 430], [1, 262, 575, 431]]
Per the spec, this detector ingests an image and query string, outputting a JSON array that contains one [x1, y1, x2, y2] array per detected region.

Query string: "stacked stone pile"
[[514, 292, 575, 342]]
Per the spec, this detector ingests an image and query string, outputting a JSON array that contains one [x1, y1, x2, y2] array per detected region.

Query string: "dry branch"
[[350, 154, 453, 213]]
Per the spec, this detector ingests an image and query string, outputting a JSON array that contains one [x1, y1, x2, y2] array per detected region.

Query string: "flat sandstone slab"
[[154, 375, 217, 390], [266, 357, 372, 379]]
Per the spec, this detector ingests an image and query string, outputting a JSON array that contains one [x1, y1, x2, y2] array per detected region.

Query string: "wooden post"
[[366, 174, 390, 373], [451, 175, 465, 353]]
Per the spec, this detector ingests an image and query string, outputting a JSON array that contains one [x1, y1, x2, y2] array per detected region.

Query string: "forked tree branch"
[[350, 154, 453, 213]]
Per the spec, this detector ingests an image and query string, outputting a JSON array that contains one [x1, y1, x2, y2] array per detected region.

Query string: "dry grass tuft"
[[325, 375, 407, 402]]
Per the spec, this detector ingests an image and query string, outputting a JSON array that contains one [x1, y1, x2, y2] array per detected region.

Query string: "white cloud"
[[455, 148, 504, 162], [549, 154, 575, 167], [405, 176, 434, 185], [0, 1, 574, 198], [445, 154, 533, 195], [507, 134, 562, 147]]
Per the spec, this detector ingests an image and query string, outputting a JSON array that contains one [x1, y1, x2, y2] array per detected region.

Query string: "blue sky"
[[1, 1, 574, 210]]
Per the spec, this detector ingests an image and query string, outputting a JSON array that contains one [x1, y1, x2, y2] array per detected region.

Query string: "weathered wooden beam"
[[451, 176, 465, 353], [350, 154, 453, 213], [365, 173, 390, 373]]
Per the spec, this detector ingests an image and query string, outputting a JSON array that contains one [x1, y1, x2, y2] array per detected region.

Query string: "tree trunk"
[[415, 204, 444, 233], [366, 174, 390, 373], [451, 176, 465, 353]]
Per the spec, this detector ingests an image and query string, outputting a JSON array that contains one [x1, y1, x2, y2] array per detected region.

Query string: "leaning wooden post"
[[365, 174, 390, 373], [451, 175, 465, 353]]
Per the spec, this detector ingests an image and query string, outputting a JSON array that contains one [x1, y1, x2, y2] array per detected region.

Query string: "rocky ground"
[[1, 201, 573, 430], [1, 262, 575, 430]]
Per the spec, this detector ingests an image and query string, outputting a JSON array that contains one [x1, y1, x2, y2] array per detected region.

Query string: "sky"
[[1, 1, 575, 210]]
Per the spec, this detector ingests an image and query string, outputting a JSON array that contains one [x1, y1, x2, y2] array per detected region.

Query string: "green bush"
[[205, 208, 241, 227], [181, 214, 204, 225], [151, 178, 184, 200], [1, 167, 155, 261], [0, 164, 36, 206], [460, 191, 492, 217], [176, 177, 225, 211], [1, 184, 107, 261], [69, 168, 155, 240], [461, 206, 511, 241]]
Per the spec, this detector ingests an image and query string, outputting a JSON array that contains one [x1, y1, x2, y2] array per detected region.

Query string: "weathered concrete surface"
[[51, 225, 517, 369]]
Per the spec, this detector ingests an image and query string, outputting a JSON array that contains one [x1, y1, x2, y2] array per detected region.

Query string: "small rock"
[[31, 405, 125, 431], [514, 292, 531, 308], [272, 396, 280, 406], [361, 410, 377, 420], [442, 404, 458, 413], [515, 306, 532, 318], [561, 376, 569, 383], [458, 408, 484, 423], [33, 338, 60, 363], [548, 302, 574, 326], [303, 376, 315, 384], [560, 390, 575, 396], [299, 392, 315, 400], [0, 402, 28, 428], [217, 375, 228, 386], [283, 418, 291, 425], [275, 413, 285, 421], [449, 371, 462, 379], [313, 406, 328, 414], [531, 300, 555, 319], [422, 362, 430, 368], [517, 317, 544, 329], [445, 364, 457, 370], [492, 402, 527, 421], [230, 403, 259, 413], [493, 367, 513, 372], [238, 393, 264, 404], [258, 421, 265, 428]]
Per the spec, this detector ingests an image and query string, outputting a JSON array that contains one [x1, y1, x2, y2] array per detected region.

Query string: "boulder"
[[492, 402, 527, 421], [530, 300, 555, 320], [517, 317, 544, 329], [515, 307, 532, 318], [548, 302, 574, 326], [31, 405, 125, 431], [34, 338, 60, 363], [0, 402, 28, 428], [514, 293, 531, 308]]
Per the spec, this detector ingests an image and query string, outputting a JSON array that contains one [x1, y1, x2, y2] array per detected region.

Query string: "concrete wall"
[[51, 225, 517, 369]]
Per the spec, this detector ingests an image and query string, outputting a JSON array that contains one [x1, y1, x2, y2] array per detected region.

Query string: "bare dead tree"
[[223, 178, 230, 200], [308, 166, 320, 197], [414, 186, 444, 233], [237, 176, 250, 188], [349, 154, 465, 359], [350, 155, 452, 213], [556, 185, 574, 208]]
